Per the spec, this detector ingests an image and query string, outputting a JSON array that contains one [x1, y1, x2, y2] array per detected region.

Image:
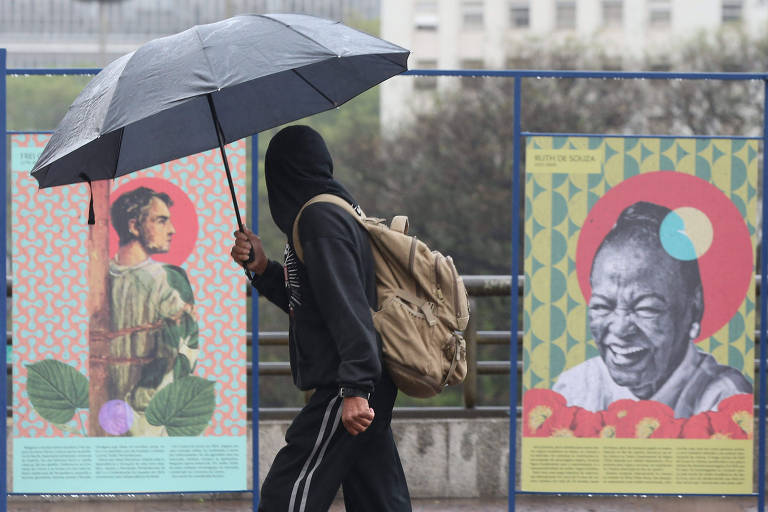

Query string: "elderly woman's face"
[[588, 240, 698, 398]]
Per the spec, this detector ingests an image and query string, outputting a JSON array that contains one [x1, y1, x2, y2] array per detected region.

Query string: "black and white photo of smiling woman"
[[553, 201, 752, 418]]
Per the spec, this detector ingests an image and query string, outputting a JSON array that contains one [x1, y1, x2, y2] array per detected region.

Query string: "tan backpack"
[[293, 194, 470, 398]]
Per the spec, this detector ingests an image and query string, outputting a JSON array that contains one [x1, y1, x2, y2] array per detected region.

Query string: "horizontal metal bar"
[[0, 405, 521, 419], [462, 275, 515, 296], [402, 69, 768, 81], [9, 68, 768, 80], [477, 361, 513, 375], [252, 330, 521, 345], [244, 406, 513, 421], [523, 132, 763, 141], [254, 362, 288, 376], [9, 274, 765, 298], [256, 332, 289, 345], [476, 331, 515, 344], [7, 67, 768, 80], [7, 68, 101, 75]]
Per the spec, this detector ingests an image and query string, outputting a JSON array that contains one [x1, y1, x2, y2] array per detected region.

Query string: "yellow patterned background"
[[523, 136, 758, 392]]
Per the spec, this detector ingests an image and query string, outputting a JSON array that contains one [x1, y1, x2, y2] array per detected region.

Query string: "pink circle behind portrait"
[[575, 171, 753, 342], [109, 177, 198, 266]]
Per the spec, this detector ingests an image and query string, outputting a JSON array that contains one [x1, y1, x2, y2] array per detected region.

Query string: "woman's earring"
[[689, 322, 700, 340]]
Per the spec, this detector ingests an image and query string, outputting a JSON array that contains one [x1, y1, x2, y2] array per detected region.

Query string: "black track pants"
[[258, 375, 411, 512]]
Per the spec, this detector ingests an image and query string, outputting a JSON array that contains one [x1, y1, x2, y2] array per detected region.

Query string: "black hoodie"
[[251, 125, 381, 395]]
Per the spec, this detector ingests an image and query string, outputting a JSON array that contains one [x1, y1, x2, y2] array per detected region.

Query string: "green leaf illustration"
[[173, 353, 192, 380], [161, 313, 199, 350], [182, 312, 199, 349], [163, 264, 195, 304], [26, 359, 89, 425], [162, 319, 182, 348], [145, 376, 215, 436]]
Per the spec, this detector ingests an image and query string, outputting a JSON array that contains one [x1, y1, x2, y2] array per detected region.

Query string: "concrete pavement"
[[4, 496, 762, 511]]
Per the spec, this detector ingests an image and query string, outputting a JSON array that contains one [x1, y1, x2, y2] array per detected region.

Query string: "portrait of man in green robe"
[[107, 186, 199, 436]]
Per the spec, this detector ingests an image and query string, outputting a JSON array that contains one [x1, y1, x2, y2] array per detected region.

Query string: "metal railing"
[[5, 273, 765, 417], [253, 275, 516, 418], [4, 273, 763, 418]]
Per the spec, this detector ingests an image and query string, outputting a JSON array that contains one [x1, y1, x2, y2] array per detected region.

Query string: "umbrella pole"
[[207, 94, 254, 280]]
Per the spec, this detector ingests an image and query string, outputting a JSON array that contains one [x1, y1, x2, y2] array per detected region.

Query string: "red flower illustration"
[[598, 399, 639, 438], [539, 406, 579, 437], [649, 417, 686, 439], [615, 400, 674, 439], [682, 410, 747, 440], [681, 412, 711, 439], [572, 408, 603, 438], [534, 406, 603, 437], [717, 393, 753, 439], [522, 389, 566, 437]]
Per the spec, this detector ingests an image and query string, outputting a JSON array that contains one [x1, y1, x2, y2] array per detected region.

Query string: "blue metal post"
[[0, 48, 8, 512], [758, 79, 768, 512], [251, 133, 260, 511], [508, 74, 522, 512]]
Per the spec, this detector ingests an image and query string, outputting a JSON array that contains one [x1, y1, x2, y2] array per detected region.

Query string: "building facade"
[[380, 0, 768, 128], [0, 0, 380, 68]]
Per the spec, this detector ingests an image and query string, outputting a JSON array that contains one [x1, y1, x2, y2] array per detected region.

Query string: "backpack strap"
[[292, 193, 365, 263]]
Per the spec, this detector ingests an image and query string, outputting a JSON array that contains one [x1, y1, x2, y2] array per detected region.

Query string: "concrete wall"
[[258, 417, 511, 498], [259, 416, 766, 500]]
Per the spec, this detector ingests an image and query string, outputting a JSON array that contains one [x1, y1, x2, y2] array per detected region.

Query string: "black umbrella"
[[30, 13, 409, 257]]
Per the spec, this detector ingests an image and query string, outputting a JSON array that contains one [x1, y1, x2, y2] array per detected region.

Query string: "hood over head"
[[265, 125, 355, 235]]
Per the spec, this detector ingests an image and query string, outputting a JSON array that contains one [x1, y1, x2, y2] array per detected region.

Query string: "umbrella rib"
[[292, 69, 338, 108], [260, 15, 342, 58]]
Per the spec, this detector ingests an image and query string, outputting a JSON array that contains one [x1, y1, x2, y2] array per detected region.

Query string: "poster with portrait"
[[521, 136, 757, 494], [10, 134, 248, 493]]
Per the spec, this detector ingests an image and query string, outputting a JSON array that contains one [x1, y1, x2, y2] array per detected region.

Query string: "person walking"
[[231, 125, 411, 511]]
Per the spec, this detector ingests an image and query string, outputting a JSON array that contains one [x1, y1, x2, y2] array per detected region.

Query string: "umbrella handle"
[[206, 93, 255, 281]]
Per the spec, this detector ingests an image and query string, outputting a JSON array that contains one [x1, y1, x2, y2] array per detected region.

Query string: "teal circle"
[[659, 211, 697, 261]]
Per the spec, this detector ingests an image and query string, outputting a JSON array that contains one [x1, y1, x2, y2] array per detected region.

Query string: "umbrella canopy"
[[31, 13, 409, 189]]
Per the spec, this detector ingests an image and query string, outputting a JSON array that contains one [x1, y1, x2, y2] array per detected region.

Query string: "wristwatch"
[[339, 387, 371, 400]]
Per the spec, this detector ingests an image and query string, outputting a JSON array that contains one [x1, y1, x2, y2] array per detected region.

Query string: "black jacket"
[[252, 201, 381, 394]]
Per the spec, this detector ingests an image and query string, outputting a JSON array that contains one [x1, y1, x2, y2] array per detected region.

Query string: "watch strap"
[[339, 387, 371, 400]]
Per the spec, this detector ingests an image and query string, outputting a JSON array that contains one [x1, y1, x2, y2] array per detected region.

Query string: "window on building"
[[648, 0, 671, 26], [460, 59, 485, 89], [722, 0, 743, 22], [509, 1, 530, 28], [555, 1, 577, 30], [602, 0, 623, 26], [415, 59, 438, 90], [414, 0, 439, 30], [462, 0, 484, 29]]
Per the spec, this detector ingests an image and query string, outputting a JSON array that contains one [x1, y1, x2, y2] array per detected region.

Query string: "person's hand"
[[231, 227, 268, 275], [341, 397, 374, 436]]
